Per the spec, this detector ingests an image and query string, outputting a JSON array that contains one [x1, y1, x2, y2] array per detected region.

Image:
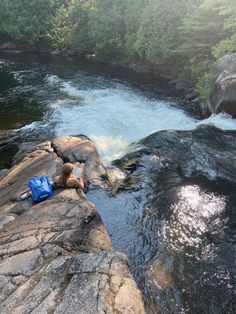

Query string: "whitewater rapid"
[[21, 73, 236, 164]]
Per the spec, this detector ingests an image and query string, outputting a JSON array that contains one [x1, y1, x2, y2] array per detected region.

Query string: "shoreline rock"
[[114, 125, 236, 185], [0, 135, 145, 313], [0, 129, 20, 151]]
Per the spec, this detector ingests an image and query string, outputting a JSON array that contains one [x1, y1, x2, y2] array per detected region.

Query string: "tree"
[[88, 0, 126, 58], [133, 0, 189, 65], [68, 0, 95, 52], [0, 0, 73, 47], [123, 0, 147, 59]]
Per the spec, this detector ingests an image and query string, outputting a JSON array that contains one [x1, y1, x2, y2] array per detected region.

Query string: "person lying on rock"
[[54, 162, 84, 190]]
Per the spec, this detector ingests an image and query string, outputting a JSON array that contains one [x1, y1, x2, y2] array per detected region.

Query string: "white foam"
[[197, 113, 236, 130], [90, 134, 129, 163], [24, 74, 236, 164], [45, 74, 61, 85]]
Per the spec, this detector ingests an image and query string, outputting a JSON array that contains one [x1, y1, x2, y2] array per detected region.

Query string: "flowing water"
[[0, 54, 236, 313]]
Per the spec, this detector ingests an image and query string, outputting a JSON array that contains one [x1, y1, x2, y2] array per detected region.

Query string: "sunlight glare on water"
[[164, 185, 227, 255]]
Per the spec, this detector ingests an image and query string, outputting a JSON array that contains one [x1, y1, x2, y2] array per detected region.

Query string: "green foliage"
[[88, 0, 126, 58], [178, 0, 236, 85], [179, 1, 226, 59], [68, 0, 126, 58], [134, 0, 188, 65], [195, 72, 216, 101], [0, 0, 235, 98], [0, 0, 73, 47], [68, 0, 94, 52], [212, 35, 236, 58], [124, 0, 147, 58]]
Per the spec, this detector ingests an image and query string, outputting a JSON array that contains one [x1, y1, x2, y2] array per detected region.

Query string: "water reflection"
[[165, 185, 227, 253], [139, 173, 236, 314], [88, 164, 236, 313]]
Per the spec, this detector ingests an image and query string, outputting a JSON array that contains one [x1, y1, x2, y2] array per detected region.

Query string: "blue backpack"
[[28, 176, 53, 202]]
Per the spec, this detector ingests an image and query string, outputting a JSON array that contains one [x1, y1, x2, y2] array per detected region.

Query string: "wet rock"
[[118, 125, 236, 184], [107, 167, 127, 194], [0, 169, 8, 179], [0, 129, 20, 150], [200, 102, 211, 118], [144, 261, 172, 292], [169, 79, 191, 94], [185, 90, 197, 101]]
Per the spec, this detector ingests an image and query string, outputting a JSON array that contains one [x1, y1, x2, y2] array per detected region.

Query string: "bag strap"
[[18, 189, 31, 201]]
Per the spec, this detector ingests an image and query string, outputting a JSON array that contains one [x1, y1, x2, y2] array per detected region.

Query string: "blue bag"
[[28, 176, 53, 202]]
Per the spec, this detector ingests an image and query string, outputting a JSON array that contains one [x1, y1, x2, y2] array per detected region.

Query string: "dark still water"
[[1, 54, 236, 313], [88, 173, 236, 314]]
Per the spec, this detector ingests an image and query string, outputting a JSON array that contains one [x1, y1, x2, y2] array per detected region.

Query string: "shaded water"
[[0, 54, 236, 313], [88, 171, 236, 313]]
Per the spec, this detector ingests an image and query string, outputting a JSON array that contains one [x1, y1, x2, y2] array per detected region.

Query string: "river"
[[1, 54, 236, 313]]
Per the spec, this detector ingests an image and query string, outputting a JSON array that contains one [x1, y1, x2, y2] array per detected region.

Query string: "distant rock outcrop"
[[208, 53, 236, 116]]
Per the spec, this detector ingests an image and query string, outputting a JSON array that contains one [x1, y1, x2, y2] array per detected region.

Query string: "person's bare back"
[[54, 163, 84, 190]]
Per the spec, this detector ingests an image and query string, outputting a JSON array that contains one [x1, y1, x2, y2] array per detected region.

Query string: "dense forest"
[[0, 0, 235, 100]]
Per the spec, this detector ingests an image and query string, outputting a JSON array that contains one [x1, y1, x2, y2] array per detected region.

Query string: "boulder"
[[208, 53, 236, 115], [116, 125, 236, 184], [213, 53, 236, 75], [0, 135, 110, 223], [208, 71, 236, 115], [107, 167, 127, 194], [0, 135, 145, 313]]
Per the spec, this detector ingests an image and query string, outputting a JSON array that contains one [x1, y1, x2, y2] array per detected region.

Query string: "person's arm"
[[78, 177, 84, 190], [67, 177, 84, 190], [54, 176, 60, 185]]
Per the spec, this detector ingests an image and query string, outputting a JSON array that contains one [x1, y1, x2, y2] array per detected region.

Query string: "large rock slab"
[[0, 135, 145, 313], [0, 252, 145, 314], [114, 125, 236, 184], [0, 135, 110, 229]]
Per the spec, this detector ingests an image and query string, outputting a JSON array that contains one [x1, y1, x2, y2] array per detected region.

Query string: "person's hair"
[[60, 163, 73, 186]]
